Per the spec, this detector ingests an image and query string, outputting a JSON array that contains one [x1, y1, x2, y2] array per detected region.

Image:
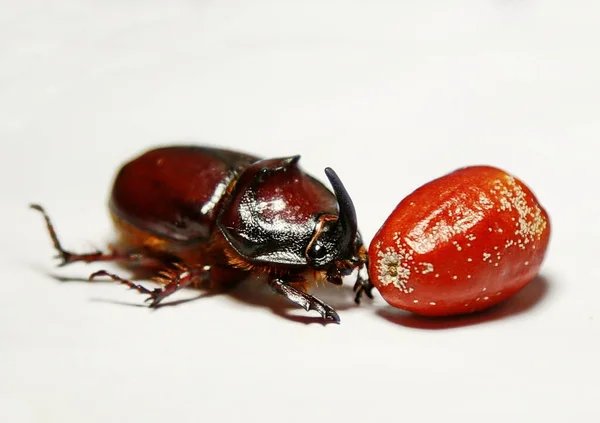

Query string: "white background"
[[1, 1, 599, 422]]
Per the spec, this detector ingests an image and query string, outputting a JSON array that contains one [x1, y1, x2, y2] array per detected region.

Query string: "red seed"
[[368, 166, 550, 316]]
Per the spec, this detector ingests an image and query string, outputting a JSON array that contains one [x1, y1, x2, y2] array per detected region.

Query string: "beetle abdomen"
[[110, 146, 259, 242]]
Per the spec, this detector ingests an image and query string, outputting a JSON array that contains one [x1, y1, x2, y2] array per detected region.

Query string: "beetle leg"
[[353, 273, 374, 304], [89, 270, 154, 295], [90, 265, 210, 307], [146, 265, 210, 306], [30, 204, 164, 267], [268, 278, 340, 323]]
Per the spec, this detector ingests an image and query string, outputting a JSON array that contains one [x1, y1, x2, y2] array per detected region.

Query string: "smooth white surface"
[[1, 1, 599, 422]]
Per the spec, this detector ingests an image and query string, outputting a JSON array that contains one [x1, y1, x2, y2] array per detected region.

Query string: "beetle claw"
[[145, 288, 166, 307], [54, 252, 72, 266], [323, 308, 341, 323], [306, 298, 340, 322], [306, 301, 340, 323]]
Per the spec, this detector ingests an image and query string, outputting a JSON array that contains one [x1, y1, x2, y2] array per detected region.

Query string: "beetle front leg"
[[268, 278, 340, 323], [353, 273, 374, 304]]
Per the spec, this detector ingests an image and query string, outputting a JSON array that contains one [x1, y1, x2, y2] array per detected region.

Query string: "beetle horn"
[[324, 167, 357, 254]]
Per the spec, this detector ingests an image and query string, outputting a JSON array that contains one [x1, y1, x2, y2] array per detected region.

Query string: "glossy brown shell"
[[218, 156, 339, 266], [110, 146, 259, 243]]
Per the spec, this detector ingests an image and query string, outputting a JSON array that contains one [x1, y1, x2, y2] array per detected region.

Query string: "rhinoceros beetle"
[[31, 146, 373, 322]]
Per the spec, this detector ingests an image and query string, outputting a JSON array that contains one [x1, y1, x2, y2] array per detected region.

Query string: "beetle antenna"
[[324, 168, 357, 255]]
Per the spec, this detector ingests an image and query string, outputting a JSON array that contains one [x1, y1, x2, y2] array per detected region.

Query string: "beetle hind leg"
[[268, 278, 340, 323], [30, 204, 154, 267], [90, 264, 210, 307], [89, 270, 154, 295]]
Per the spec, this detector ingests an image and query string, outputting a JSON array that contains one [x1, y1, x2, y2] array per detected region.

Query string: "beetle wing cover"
[[110, 146, 259, 242], [218, 156, 338, 266]]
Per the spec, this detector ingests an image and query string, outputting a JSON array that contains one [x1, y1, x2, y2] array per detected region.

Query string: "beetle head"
[[218, 155, 368, 276], [305, 168, 367, 276]]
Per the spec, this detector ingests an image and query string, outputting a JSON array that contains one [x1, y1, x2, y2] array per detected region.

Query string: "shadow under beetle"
[[32, 146, 373, 322]]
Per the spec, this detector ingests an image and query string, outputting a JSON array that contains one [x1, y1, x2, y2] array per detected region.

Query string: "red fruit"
[[368, 166, 550, 316]]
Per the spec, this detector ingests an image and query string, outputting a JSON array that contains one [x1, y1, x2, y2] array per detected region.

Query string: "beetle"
[[31, 146, 373, 322]]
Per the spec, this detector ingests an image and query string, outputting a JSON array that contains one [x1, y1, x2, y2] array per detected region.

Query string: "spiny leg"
[[90, 264, 210, 307], [269, 278, 340, 323], [89, 270, 153, 295], [30, 203, 155, 267]]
